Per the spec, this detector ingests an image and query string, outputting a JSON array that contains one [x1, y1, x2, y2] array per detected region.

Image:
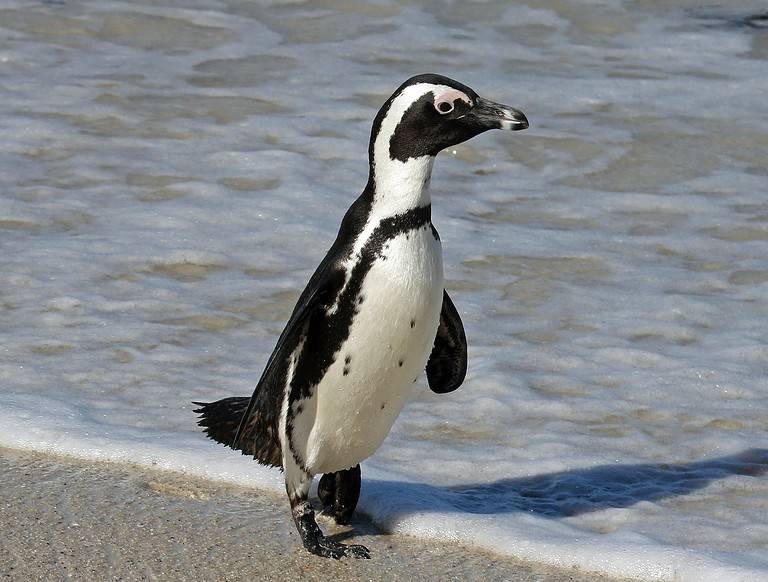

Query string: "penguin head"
[[370, 73, 528, 165]]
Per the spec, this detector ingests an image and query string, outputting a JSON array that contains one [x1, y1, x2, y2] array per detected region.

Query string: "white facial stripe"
[[373, 83, 435, 164], [373, 83, 472, 165]]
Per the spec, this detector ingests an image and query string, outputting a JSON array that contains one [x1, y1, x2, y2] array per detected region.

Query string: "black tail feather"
[[193, 397, 250, 448], [193, 397, 283, 468]]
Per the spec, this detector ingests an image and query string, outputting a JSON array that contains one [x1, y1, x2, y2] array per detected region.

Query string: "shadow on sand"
[[364, 448, 768, 519]]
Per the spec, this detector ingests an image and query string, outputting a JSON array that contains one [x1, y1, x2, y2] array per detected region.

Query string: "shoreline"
[[1, 446, 634, 581]]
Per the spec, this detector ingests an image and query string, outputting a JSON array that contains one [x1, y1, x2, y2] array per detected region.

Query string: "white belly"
[[295, 225, 443, 474]]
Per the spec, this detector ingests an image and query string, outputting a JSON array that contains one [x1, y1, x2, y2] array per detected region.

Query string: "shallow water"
[[1, 1, 767, 580]]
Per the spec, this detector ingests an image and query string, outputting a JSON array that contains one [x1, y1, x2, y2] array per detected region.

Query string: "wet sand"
[[0, 447, 633, 582]]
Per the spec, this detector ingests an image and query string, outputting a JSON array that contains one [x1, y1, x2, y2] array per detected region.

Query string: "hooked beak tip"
[[500, 110, 529, 131]]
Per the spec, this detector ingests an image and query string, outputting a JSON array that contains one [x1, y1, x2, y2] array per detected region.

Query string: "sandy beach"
[[0, 447, 633, 582]]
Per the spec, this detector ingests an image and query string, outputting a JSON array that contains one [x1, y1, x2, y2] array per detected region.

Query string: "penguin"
[[194, 74, 528, 559]]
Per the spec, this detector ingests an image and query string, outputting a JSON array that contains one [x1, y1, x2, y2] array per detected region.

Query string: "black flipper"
[[192, 270, 337, 468], [228, 261, 345, 459], [318, 465, 361, 525], [426, 290, 467, 393]]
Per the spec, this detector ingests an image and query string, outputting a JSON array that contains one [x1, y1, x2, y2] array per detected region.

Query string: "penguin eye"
[[435, 100, 454, 115]]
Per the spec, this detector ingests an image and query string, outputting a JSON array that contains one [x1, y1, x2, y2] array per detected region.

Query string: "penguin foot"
[[305, 536, 370, 560], [317, 464, 361, 525], [293, 495, 370, 559]]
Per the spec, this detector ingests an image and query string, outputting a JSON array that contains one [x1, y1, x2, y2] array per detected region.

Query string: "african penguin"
[[194, 74, 528, 559]]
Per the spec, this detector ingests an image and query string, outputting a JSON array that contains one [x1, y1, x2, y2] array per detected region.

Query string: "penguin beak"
[[471, 97, 529, 131]]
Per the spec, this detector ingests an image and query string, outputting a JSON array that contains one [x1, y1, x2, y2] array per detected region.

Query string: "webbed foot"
[[292, 492, 370, 559], [306, 536, 370, 560]]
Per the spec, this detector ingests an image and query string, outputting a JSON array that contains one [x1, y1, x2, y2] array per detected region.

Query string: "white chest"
[[295, 224, 443, 474]]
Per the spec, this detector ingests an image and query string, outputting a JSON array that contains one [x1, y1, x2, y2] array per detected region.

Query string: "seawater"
[[1, 1, 767, 580]]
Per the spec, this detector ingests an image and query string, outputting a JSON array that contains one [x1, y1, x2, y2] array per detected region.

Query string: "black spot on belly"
[[296, 404, 303, 414], [410, 319, 415, 328], [398, 359, 404, 367], [343, 367, 350, 376], [357, 295, 364, 305], [345, 355, 351, 365], [380, 403, 386, 410]]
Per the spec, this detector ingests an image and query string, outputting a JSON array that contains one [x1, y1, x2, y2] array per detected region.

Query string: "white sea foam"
[[1, 0, 768, 580]]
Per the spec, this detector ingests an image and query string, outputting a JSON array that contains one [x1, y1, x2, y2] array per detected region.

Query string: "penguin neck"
[[367, 154, 435, 220]]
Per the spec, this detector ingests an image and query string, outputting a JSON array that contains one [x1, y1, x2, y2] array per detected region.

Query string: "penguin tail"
[[193, 397, 283, 469], [193, 397, 249, 448]]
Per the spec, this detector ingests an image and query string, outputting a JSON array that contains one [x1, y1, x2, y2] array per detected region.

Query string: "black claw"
[[307, 537, 370, 560], [346, 543, 371, 559]]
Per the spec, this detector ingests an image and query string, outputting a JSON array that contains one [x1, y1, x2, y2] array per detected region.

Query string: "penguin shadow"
[[364, 448, 768, 520]]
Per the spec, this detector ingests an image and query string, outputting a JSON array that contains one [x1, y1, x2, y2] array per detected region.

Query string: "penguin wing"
[[426, 290, 467, 393], [231, 261, 342, 452]]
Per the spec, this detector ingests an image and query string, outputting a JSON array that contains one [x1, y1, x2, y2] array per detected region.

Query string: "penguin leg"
[[287, 468, 370, 559], [318, 464, 361, 525]]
